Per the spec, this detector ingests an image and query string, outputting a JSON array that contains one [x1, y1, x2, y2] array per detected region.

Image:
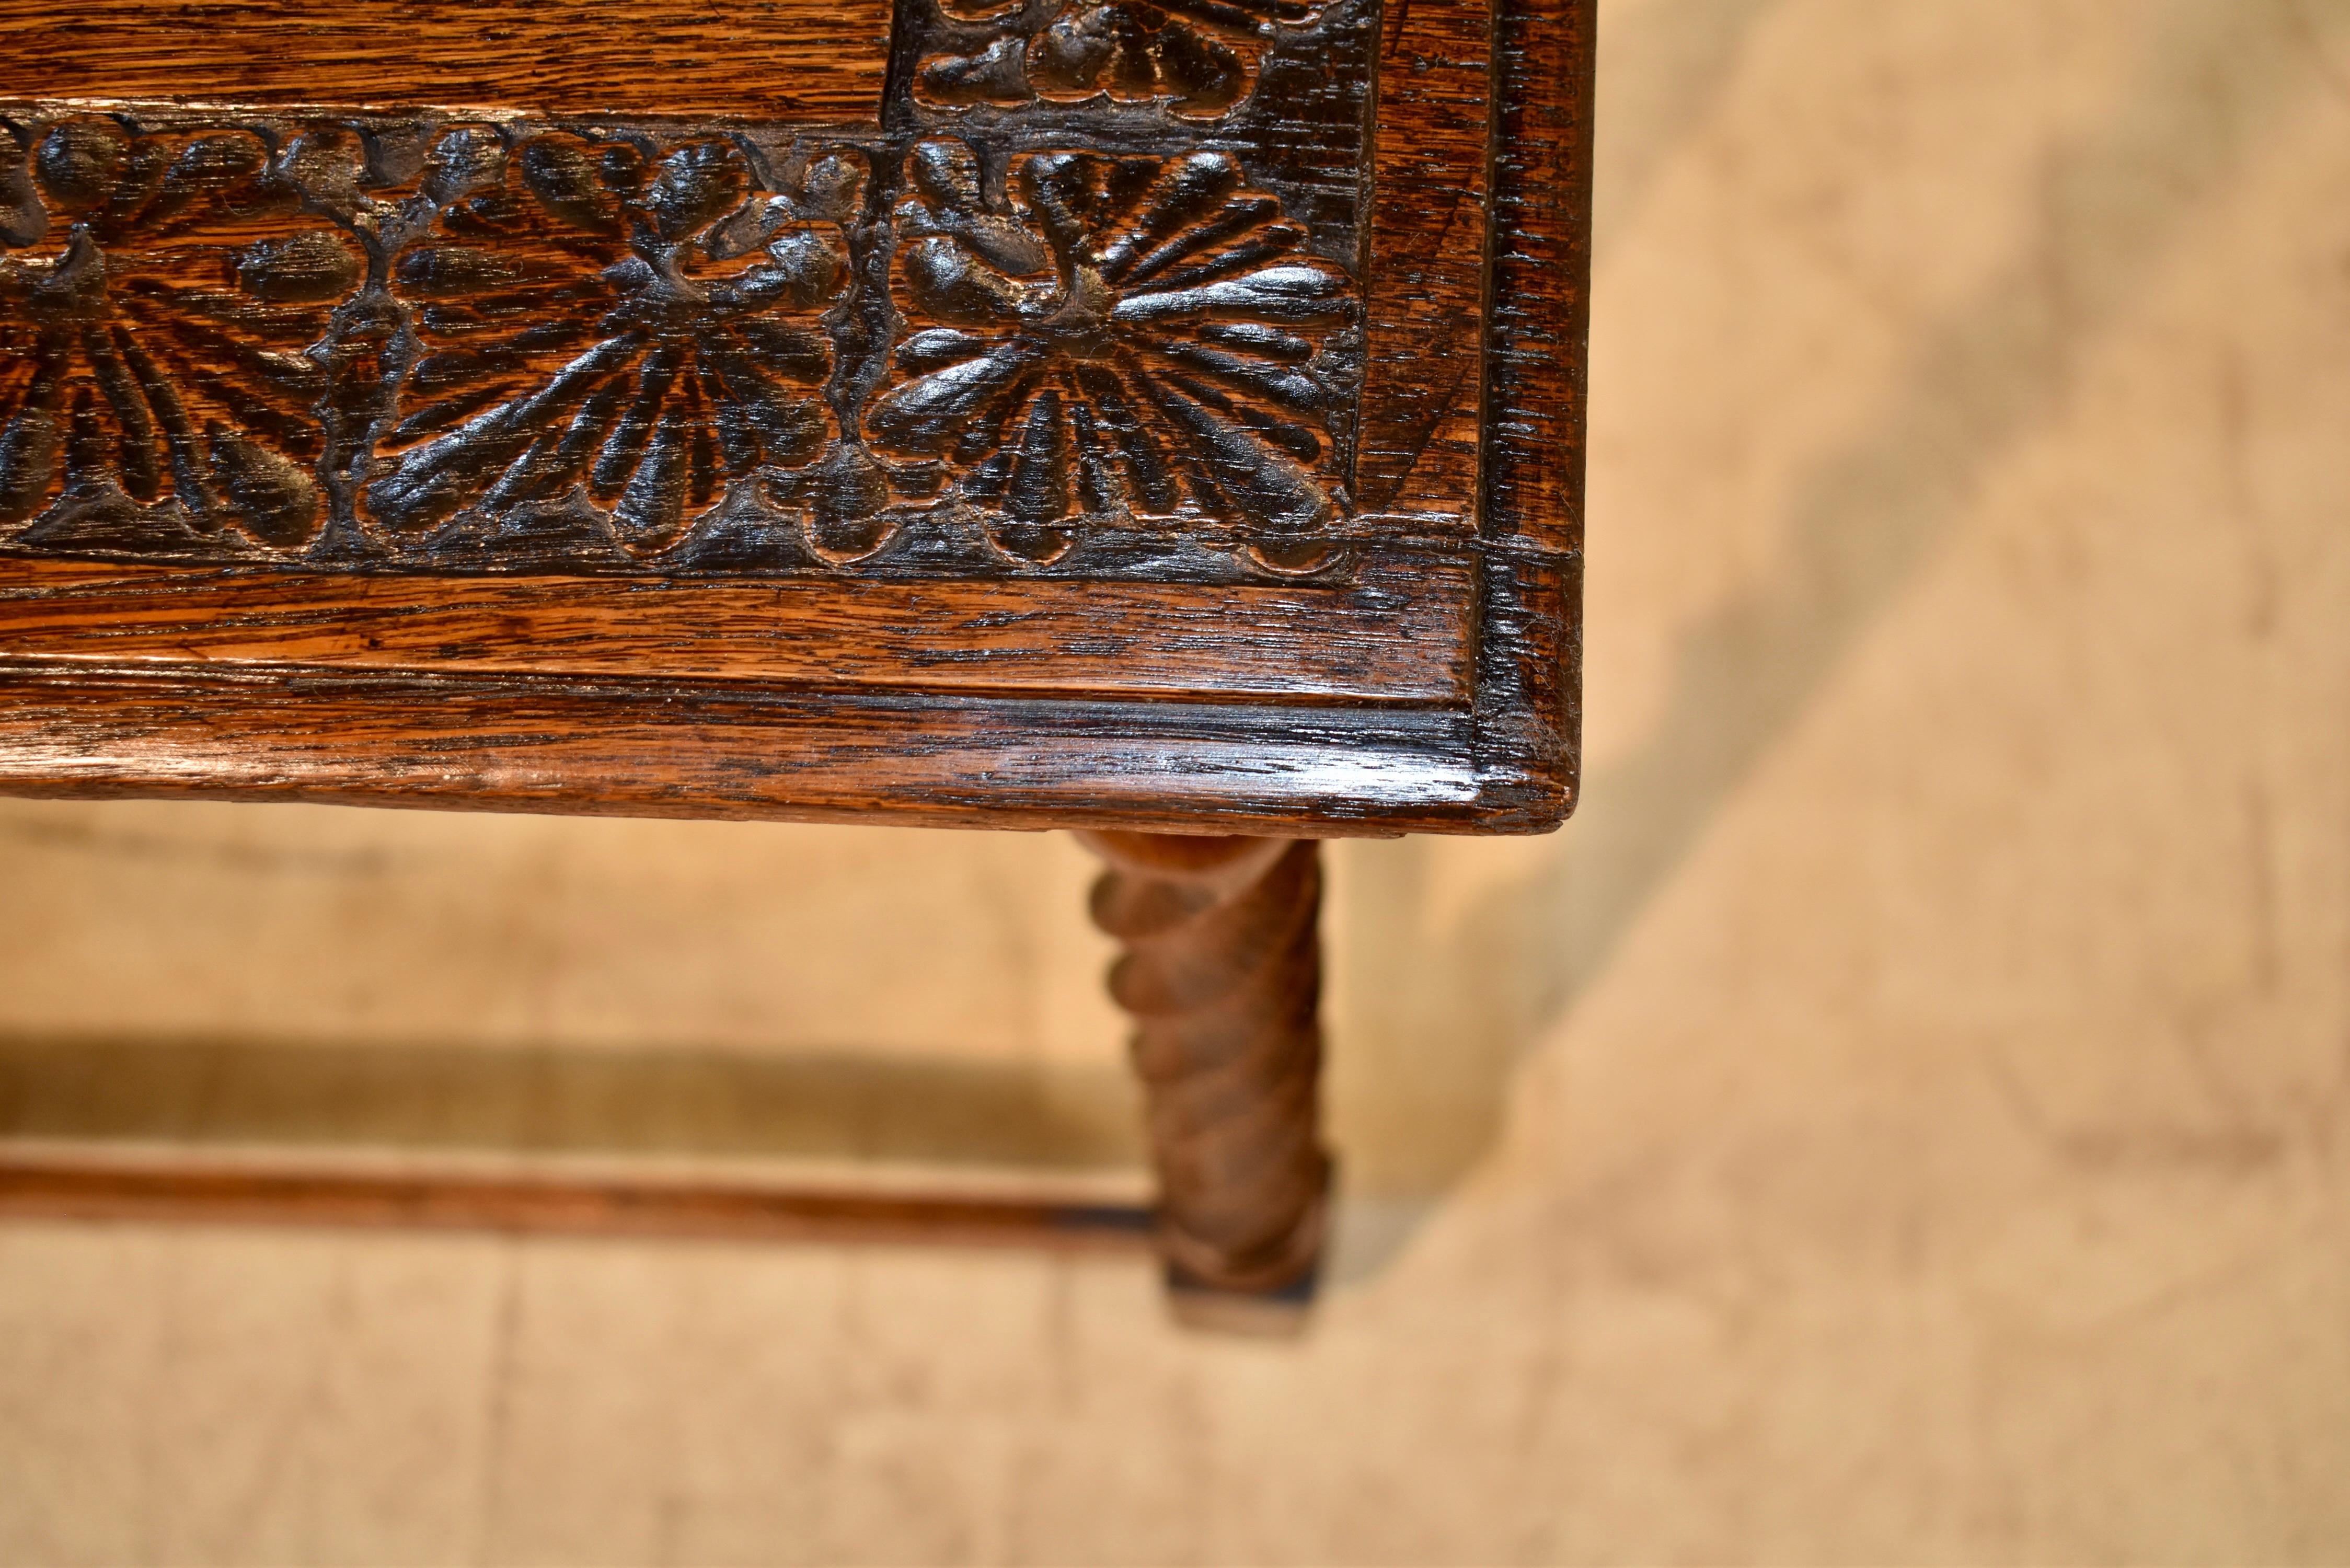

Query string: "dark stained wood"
[[1353, 0, 1490, 521], [0, 0, 1593, 831], [914, 0, 1321, 120], [0, 0, 894, 120], [0, 1151, 1156, 1250], [0, 94, 1375, 579], [1080, 832, 1330, 1298], [1464, 0, 1598, 816]]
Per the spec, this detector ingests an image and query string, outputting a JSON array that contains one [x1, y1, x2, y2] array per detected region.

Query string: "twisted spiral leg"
[[1077, 831, 1332, 1302]]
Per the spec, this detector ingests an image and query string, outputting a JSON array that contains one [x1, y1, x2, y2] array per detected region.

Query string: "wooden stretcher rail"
[[0, 1150, 1158, 1251]]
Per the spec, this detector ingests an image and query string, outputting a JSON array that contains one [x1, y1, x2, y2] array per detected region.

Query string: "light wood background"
[[3, 0, 2348, 1560]]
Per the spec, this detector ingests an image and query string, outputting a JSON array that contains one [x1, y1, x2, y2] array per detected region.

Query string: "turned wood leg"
[[1077, 832, 1333, 1309]]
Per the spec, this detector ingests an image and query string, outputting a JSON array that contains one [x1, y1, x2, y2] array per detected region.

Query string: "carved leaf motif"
[[919, 0, 1323, 118], [868, 137, 1353, 563], [365, 135, 864, 557], [0, 118, 357, 552]]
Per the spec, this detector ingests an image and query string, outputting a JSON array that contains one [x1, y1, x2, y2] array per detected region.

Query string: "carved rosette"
[[0, 83, 1367, 577], [363, 135, 865, 559], [918, 0, 1323, 118], [1080, 832, 1331, 1298], [868, 137, 1354, 567], [0, 117, 361, 554]]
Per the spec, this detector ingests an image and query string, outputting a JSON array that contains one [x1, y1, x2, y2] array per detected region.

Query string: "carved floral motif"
[[917, 0, 1321, 118], [364, 135, 863, 557], [0, 117, 361, 551], [0, 102, 1367, 577], [868, 137, 1353, 564]]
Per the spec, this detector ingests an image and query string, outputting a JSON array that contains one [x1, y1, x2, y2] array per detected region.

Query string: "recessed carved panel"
[[0, 118, 358, 555], [868, 138, 1354, 570], [364, 133, 864, 564], [0, 0, 1379, 581], [915, 0, 1323, 118]]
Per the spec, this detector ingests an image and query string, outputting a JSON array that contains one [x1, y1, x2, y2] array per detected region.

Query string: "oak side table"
[[0, 0, 1592, 1318]]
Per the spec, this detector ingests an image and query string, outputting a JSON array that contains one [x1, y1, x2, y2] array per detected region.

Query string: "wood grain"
[[0, 0, 894, 120], [1352, 0, 1490, 520], [1459, 0, 1596, 821], [0, 553, 1472, 701], [0, 660, 1512, 834]]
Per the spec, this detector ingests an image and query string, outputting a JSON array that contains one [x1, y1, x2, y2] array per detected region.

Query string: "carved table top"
[[0, 0, 1591, 836]]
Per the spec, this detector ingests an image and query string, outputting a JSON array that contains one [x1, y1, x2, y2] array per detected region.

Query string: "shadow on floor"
[[0, 1034, 1143, 1179], [1329, 0, 2328, 1276]]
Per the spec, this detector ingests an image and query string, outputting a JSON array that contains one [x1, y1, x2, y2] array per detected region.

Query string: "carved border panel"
[[0, 0, 1379, 582]]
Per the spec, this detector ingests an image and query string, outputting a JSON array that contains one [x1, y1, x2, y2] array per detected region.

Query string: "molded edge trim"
[[1465, 0, 1596, 828]]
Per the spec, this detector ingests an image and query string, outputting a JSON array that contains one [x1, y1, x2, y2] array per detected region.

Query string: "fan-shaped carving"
[[364, 135, 865, 558], [0, 118, 359, 554], [918, 0, 1325, 118], [868, 137, 1353, 565]]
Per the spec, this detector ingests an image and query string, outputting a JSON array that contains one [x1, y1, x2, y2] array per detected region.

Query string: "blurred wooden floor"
[[4, 0, 2349, 1561]]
